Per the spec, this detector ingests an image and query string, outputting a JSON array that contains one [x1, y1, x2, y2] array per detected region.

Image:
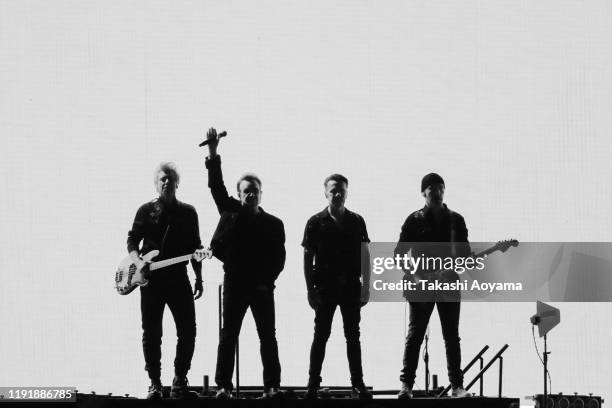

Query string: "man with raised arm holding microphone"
[[202, 128, 286, 399]]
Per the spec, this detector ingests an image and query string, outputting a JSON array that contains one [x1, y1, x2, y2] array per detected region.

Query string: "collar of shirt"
[[421, 203, 449, 213], [318, 206, 355, 223]]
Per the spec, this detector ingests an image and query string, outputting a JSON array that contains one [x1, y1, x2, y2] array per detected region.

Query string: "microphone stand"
[[531, 314, 551, 407], [424, 326, 430, 393], [543, 334, 549, 406]]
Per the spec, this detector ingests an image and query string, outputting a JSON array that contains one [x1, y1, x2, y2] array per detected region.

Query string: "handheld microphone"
[[198, 131, 227, 147]]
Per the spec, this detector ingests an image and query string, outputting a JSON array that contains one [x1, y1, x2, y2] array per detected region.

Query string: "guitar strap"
[[159, 224, 171, 259], [158, 202, 180, 259], [449, 210, 457, 256]]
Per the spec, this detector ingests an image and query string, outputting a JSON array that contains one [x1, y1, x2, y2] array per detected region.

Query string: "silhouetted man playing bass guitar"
[[127, 162, 204, 399]]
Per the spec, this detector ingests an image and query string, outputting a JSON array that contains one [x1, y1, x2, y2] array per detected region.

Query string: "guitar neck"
[[475, 246, 501, 258], [150, 254, 193, 271]]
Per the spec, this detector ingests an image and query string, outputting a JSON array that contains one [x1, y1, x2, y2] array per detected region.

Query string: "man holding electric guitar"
[[392, 175, 518, 398], [125, 162, 206, 399], [394, 173, 471, 399]]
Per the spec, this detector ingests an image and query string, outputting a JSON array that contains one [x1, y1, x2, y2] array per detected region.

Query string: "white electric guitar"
[[115, 248, 212, 295]]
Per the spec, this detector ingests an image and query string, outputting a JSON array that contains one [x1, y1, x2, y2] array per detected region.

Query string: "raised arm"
[[204, 127, 240, 214]]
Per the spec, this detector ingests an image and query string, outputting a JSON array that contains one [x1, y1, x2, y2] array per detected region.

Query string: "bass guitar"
[[114, 248, 211, 295]]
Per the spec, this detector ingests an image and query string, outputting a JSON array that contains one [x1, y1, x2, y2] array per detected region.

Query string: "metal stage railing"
[[438, 344, 489, 397], [464, 344, 508, 398]]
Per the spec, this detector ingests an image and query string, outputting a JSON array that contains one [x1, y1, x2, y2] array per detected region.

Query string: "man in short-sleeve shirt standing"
[[302, 174, 372, 399]]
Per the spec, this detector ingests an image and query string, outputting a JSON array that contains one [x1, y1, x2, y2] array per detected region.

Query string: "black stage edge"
[[64, 393, 519, 408], [0, 392, 520, 407]]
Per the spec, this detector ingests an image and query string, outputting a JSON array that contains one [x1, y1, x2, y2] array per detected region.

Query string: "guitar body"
[[401, 239, 519, 301], [115, 250, 159, 295]]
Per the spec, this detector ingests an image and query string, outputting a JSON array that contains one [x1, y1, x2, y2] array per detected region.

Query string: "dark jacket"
[[395, 204, 470, 255], [205, 155, 286, 288], [126, 199, 201, 276], [395, 203, 471, 283]]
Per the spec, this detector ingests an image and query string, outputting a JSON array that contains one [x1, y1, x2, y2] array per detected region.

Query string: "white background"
[[1, 0, 611, 403]]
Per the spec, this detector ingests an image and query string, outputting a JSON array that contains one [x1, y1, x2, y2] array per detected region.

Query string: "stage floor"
[[68, 394, 520, 408]]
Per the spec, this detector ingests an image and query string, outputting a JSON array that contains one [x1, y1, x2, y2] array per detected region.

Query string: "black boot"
[[147, 380, 163, 400], [170, 376, 197, 399], [304, 384, 319, 399], [262, 387, 283, 399], [351, 383, 372, 399], [398, 382, 413, 399], [304, 379, 320, 400]]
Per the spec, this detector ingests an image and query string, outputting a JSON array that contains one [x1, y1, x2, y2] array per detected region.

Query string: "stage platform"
[[1, 388, 520, 407], [68, 392, 520, 408]]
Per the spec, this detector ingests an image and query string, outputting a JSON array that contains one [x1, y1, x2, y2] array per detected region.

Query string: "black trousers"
[[308, 294, 364, 387], [140, 271, 196, 381], [400, 301, 463, 388], [215, 284, 281, 390]]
